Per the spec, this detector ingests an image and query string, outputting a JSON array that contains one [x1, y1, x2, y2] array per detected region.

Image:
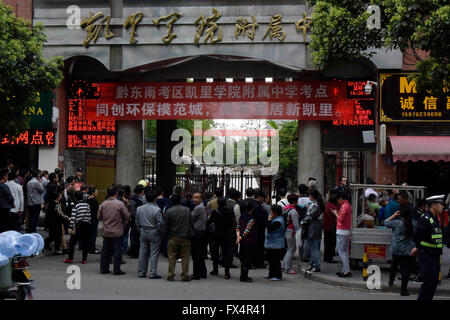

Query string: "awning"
[[390, 136, 450, 162]]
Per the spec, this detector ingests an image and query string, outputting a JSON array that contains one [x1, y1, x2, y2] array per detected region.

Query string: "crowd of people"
[[0, 159, 449, 299]]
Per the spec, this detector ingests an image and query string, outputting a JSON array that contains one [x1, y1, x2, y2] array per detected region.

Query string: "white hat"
[[426, 195, 445, 204]]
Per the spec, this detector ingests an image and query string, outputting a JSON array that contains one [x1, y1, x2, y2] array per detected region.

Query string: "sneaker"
[[113, 271, 126, 276], [412, 277, 423, 284], [308, 267, 321, 273], [149, 275, 162, 279], [166, 276, 174, 281], [264, 275, 271, 279], [63, 259, 73, 264], [176, 258, 182, 262], [54, 250, 63, 255], [400, 291, 410, 296], [100, 270, 111, 275], [286, 269, 297, 275], [338, 272, 352, 277], [302, 266, 312, 272], [181, 276, 190, 282], [81, 260, 87, 264], [240, 277, 253, 282], [138, 274, 146, 278], [270, 277, 282, 281], [210, 270, 219, 276]]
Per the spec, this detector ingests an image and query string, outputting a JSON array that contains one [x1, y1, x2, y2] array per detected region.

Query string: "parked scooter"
[[0, 255, 33, 300]]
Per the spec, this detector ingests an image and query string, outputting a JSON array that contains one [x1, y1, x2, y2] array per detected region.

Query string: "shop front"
[[379, 73, 450, 197]]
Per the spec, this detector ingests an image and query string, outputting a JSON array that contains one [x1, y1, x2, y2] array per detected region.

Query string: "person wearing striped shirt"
[[65, 191, 91, 264], [236, 200, 257, 282]]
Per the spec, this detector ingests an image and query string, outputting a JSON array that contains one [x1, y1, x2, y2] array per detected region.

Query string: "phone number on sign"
[[401, 111, 443, 118]]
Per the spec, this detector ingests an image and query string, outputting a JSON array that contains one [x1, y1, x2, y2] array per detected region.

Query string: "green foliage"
[[278, 121, 298, 185], [309, 0, 449, 95], [0, 2, 63, 136]]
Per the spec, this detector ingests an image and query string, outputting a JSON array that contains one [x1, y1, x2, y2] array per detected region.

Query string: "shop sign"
[[364, 244, 386, 259], [24, 91, 53, 129], [380, 73, 450, 122], [84, 81, 355, 120], [0, 129, 56, 147]]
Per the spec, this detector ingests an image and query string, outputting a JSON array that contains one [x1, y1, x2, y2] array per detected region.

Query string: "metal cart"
[[349, 184, 426, 266]]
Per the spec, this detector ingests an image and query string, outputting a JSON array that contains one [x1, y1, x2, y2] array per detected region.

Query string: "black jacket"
[[0, 182, 14, 209], [210, 206, 235, 238], [164, 204, 194, 239]]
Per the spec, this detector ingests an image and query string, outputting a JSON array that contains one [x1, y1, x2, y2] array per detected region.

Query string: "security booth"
[[349, 183, 426, 265]]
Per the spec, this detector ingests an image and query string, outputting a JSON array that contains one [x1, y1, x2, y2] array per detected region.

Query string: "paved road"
[[27, 252, 450, 300]]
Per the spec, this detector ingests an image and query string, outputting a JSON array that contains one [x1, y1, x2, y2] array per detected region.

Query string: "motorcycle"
[[0, 256, 33, 300]]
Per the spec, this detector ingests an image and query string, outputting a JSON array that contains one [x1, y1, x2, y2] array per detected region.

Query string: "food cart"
[[349, 184, 426, 266]]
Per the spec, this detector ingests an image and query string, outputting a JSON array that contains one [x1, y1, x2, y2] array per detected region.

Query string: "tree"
[[309, 0, 449, 96], [268, 120, 298, 185], [0, 2, 63, 136]]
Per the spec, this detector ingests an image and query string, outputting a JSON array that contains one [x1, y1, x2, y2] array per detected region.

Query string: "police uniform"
[[74, 167, 84, 183], [413, 195, 444, 301]]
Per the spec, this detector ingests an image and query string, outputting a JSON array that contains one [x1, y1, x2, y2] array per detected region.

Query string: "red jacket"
[[337, 200, 352, 231], [323, 202, 338, 231]]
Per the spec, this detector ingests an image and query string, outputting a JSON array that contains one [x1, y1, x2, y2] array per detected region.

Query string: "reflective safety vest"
[[420, 215, 443, 250]]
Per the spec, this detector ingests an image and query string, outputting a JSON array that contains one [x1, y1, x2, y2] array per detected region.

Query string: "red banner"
[[80, 81, 355, 120]]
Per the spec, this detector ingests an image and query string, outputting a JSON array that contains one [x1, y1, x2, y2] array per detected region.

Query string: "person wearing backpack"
[[282, 193, 300, 274], [276, 188, 289, 215]]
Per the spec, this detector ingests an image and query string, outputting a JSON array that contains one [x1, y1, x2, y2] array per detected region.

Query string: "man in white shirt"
[[6, 171, 24, 231], [276, 188, 289, 213]]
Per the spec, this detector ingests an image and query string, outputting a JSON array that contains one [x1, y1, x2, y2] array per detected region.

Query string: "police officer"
[[411, 195, 444, 300], [74, 167, 84, 183]]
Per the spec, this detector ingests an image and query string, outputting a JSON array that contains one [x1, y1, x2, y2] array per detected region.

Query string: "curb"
[[302, 270, 450, 296]]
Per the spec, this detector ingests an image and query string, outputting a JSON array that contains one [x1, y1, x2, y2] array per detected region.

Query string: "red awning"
[[390, 136, 450, 162]]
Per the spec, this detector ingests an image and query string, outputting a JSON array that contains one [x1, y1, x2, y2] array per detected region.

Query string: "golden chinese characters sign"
[[79, 8, 312, 47], [380, 73, 450, 122]]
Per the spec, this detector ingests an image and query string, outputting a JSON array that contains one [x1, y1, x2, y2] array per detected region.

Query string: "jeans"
[[282, 235, 296, 271], [138, 229, 161, 277], [122, 226, 130, 253], [100, 237, 123, 274], [167, 237, 191, 278], [308, 239, 321, 268], [389, 255, 413, 293], [336, 234, 350, 273], [267, 248, 283, 279], [27, 204, 41, 233]]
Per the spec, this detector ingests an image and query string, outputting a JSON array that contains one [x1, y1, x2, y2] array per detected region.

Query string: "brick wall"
[[3, 0, 32, 20]]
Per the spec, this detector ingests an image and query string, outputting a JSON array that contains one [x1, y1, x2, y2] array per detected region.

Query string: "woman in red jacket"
[[332, 192, 352, 277]]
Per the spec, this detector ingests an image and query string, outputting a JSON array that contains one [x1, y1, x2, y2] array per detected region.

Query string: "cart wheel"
[[15, 287, 25, 301]]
